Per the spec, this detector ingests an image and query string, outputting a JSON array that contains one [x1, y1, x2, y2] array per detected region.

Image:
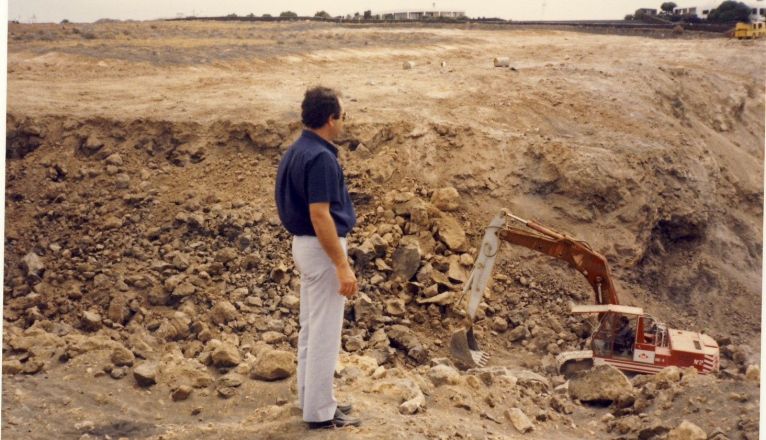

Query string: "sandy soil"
[[4, 20, 764, 440]]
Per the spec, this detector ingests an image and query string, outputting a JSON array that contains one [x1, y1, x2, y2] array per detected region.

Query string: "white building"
[[378, 10, 465, 20], [673, 0, 766, 20], [672, 1, 718, 18], [746, 0, 766, 20]]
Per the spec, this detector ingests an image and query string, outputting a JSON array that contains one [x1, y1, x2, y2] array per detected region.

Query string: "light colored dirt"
[[4, 20, 763, 440]]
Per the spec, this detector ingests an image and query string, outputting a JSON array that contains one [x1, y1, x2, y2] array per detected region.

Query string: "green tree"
[[660, 2, 677, 14], [280, 11, 298, 18], [314, 10, 331, 18], [262, 14, 272, 18], [363, 10, 372, 19], [624, 14, 634, 21], [707, 1, 752, 22]]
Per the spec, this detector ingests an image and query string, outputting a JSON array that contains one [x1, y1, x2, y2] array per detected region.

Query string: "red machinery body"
[[565, 305, 719, 375], [451, 210, 720, 375]]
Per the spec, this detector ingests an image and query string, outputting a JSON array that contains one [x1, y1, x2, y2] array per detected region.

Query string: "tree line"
[[626, 1, 757, 23]]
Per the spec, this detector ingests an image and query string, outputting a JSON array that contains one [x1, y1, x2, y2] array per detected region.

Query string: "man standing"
[[275, 87, 361, 429]]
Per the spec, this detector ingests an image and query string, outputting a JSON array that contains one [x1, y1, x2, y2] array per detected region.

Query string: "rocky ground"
[[3, 20, 764, 439]]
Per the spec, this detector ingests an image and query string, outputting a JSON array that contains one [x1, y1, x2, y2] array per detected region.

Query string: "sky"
[[7, 0, 695, 23]]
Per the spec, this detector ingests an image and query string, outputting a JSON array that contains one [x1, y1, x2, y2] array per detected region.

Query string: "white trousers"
[[292, 235, 347, 422]]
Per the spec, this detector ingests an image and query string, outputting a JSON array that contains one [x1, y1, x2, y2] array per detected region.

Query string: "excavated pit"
[[4, 20, 764, 440]]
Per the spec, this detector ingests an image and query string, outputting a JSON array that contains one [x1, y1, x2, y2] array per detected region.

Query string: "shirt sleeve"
[[306, 153, 341, 204]]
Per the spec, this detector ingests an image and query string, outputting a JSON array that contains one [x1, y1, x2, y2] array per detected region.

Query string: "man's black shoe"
[[307, 409, 361, 429], [337, 403, 353, 414]]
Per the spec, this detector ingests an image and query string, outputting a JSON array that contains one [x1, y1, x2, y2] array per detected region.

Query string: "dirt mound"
[[4, 110, 760, 439]]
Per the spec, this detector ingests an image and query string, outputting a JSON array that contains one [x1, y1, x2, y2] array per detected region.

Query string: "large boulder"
[[172, 385, 193, 401], [110, 345, 135, 367], [653, 366, 682, 384], [349, 239, 377, 267], [508, 324, 529, 342], [428, 364, 461, 386], [385, 298, 406, 316], [171, 282, 196, 298], [161, 357, 214, 389], [3, 360, 23, 375], [133, 362, 159, 387], [155, 312, 191, 341], [568, 364, 633, 402], [667, 420, 707, 440], [353, 292, 378, 323], [430, 187, 461, 211], [215, 247, 239, 264], [394, 197, 430, 225], [211, 300, 238, 325], [392, 244, 421, 281], [107, 296, 130, 325], [337, 354, 379, 376], [387, 325, 428, 364], [261, 331, 286, 345], [371, 378, 425, 415], [20, 252, 45, 280], [250, 349, 296, 381], [211, 343, 241, 367], [435, 215, 467, 251], [505, 408, 534, 433], [81, 310, 102, 331], [745, 364, 760, 382], [447, 256, 468, 283]]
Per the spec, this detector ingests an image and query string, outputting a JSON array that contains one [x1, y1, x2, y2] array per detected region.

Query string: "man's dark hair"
[[301, 87, 341, 129]]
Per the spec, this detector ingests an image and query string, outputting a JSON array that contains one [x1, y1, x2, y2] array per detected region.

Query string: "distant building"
[[378, 10, 466, 20], [672, 1, 717, 19], [635, 8, 658, 16], [746, 0, 766, 21], [673, 0, 766, 20]]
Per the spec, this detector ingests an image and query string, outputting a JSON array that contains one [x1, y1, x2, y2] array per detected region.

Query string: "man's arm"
[[309, 202, 357, 298]]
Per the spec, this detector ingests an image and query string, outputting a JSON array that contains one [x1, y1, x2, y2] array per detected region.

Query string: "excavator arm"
[[459, 210, 619, 324], [451, 210, 620, 369], [498, 224, 620, 306]]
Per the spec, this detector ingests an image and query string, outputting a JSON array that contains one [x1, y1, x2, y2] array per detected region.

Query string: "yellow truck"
[[735, 21, 766, 39]]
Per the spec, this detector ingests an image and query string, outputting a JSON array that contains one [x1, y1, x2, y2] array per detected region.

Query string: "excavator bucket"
[[449, 211, 506, 369], [450, 325, 489, 369]]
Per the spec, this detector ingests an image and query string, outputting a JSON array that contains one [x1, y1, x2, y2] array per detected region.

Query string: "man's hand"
[[336, 261, 358, 298], [309, 202, 357, 298]]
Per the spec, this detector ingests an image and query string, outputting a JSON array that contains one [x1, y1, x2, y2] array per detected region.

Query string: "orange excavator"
[[450, 210, 719, 376]]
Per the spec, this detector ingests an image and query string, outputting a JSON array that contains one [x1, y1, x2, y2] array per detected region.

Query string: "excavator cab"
[[572, 304, 643, 358], [636, 314, 665, 347], [591, 312, 637, 358]]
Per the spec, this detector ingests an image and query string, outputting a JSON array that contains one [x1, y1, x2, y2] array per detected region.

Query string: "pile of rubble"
[[3, 114, 760, 439]]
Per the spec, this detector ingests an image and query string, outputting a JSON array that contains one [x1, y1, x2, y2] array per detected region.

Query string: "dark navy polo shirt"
[[275, 130, 356, 237]]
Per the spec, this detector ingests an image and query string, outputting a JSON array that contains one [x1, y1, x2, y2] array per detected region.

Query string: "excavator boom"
[[498, 225, 620, 305], [451, 210, 621, 369]]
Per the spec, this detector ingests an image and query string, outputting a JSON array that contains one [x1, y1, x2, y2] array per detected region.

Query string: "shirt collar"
[[301, 129, 339, 157]]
